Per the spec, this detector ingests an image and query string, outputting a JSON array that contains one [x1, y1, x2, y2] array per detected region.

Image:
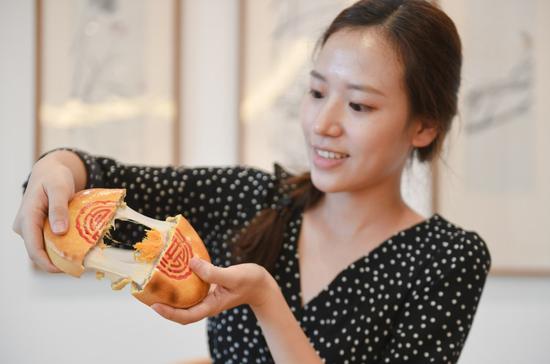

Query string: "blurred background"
[[1, 0, 549, 363]]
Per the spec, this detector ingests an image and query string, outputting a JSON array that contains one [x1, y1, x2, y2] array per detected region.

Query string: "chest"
[[296, 213, 381, 307]]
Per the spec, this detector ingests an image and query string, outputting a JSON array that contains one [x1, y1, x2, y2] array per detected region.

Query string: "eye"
[[349, 102, 374, 112], [309, 89, 324, 99]]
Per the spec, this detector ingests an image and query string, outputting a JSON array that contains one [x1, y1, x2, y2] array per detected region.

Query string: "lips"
[[310, 145, 350, 170], [313, 146, 350, 160]]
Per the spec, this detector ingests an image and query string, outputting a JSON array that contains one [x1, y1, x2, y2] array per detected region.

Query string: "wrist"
[[31, 150, 86, 193], [48, 150, 87, 191], [249, 268, 283, 316]]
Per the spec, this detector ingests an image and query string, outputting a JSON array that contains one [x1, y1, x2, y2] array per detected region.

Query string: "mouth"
[[313, 147, 350, 160]]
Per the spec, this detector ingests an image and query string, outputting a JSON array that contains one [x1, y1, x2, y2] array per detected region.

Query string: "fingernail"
[[53, 220, 67, 233]]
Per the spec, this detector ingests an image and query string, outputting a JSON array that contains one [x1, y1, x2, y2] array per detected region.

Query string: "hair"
[[233, 0, 462, 272]]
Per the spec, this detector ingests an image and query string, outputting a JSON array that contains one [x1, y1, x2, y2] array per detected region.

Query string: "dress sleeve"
[[41, 148, 286, 263], [377, 231, 491, 364]]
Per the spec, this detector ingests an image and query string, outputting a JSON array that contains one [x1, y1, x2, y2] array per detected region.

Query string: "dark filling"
[[103, 220, 149, 250]]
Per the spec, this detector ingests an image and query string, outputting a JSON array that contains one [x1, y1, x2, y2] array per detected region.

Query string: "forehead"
[[314, 28, 404, 91]]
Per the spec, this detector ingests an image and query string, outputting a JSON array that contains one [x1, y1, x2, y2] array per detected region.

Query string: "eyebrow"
[[310, 70, 385, 97]]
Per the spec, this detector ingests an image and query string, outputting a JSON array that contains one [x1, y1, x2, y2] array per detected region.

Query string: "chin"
[[310, 169, 348, 193]]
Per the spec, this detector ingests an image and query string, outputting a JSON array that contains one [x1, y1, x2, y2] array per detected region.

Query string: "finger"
[[45, 184, 72, 235], [13, 195, 37, 237], [20, 219, 62, 273], [189, 257, 229, 285], [151, 296, 218, 325], [12, 212, 22, 236]]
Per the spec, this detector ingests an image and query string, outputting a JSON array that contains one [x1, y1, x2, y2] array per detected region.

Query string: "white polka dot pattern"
[[58, 149, 491, 364]]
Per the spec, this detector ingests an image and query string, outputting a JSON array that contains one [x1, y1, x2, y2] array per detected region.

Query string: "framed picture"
[[437, 0, 550, 274], [35, 0, 181, 165]]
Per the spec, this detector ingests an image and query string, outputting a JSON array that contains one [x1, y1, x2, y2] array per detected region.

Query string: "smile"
[[314, 148, 350, 160]]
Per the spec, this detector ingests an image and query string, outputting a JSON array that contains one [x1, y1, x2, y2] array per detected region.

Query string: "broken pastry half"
[[43, 188, 210, 308]]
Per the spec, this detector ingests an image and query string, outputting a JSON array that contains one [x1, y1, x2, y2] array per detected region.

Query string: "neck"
[[314, 173, 418, 238]]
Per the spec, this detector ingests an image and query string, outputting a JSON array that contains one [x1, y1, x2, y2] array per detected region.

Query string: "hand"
[[12, 151, 84, 273], [151, 257, 278, 324]]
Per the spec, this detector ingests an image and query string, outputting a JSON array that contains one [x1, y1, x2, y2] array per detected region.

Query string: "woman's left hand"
[[151, 257, 276, 324]]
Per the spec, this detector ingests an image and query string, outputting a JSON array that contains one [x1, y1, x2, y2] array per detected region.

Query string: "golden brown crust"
[[43, 188, 126, 277], [132, 215, 211, 308]]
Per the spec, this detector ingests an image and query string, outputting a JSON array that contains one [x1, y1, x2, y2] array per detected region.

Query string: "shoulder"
[[424, 214, 492, 276]]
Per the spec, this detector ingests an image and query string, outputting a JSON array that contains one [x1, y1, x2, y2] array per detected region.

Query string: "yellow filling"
[[133, 229, 165, 263]]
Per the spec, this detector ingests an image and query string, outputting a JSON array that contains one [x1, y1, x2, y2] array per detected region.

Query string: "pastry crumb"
[[111, 277, 132, 291]]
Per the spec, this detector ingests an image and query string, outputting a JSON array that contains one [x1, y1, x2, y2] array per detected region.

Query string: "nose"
[[313, 99, 344, 137]]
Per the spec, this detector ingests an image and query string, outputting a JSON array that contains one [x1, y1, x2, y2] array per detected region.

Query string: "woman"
[[13, 0, 491, 363]]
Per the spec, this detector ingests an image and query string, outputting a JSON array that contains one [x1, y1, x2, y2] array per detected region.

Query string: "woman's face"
[[301, 28, 427, 193]]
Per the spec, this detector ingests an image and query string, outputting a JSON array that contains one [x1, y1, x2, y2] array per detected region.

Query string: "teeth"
[[316, 148, 349, 160]]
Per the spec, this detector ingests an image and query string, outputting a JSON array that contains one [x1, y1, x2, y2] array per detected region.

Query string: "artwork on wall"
[[437, 0, 550, 274], [36, 0, 180, 165]]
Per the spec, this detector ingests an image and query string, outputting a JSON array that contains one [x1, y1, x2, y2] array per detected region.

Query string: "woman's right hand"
[[12, 150, 87, 273]]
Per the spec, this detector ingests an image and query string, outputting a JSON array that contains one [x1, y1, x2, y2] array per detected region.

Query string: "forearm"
[[251, 278, 323, 364]]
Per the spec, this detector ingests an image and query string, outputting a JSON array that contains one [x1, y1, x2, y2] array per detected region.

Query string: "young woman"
[[13, 0, 491, 363]]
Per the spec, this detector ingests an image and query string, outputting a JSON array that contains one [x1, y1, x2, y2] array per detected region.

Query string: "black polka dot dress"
[[58, 149, 491, 364]]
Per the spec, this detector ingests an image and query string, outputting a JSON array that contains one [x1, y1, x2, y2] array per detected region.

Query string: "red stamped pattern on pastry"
[[75, 201, 117, 244], [158, 229, 193, 280]]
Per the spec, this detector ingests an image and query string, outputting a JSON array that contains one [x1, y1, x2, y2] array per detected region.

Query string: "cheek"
[[349, 122, 386, 152], [351, 120, 410, 163]]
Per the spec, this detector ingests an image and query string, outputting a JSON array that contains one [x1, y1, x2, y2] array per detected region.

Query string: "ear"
[[410, 119, 438, 148]]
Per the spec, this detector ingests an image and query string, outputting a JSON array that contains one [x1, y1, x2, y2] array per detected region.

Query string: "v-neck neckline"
[[291, 212, 440, 311]]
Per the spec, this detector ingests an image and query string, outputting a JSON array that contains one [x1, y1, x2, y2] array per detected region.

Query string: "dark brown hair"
[[233, 0, 462, 272]]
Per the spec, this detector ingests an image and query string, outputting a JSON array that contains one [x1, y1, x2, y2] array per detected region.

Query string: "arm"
[[68, 149, 285, 268], [152, 258, 323, 364], [15, 147, 281, 271], [65, 149, 279, 231], [252, 276, 323, 363], [377, 231, 491, 364]]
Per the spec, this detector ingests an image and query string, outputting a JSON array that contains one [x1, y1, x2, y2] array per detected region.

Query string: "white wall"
[[1, 1, 548, 363], [459, 277, 550, 364]]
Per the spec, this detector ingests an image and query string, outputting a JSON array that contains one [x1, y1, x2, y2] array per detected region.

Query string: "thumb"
[[189, 257, 227, 285], [47, 186, 72, 235]]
